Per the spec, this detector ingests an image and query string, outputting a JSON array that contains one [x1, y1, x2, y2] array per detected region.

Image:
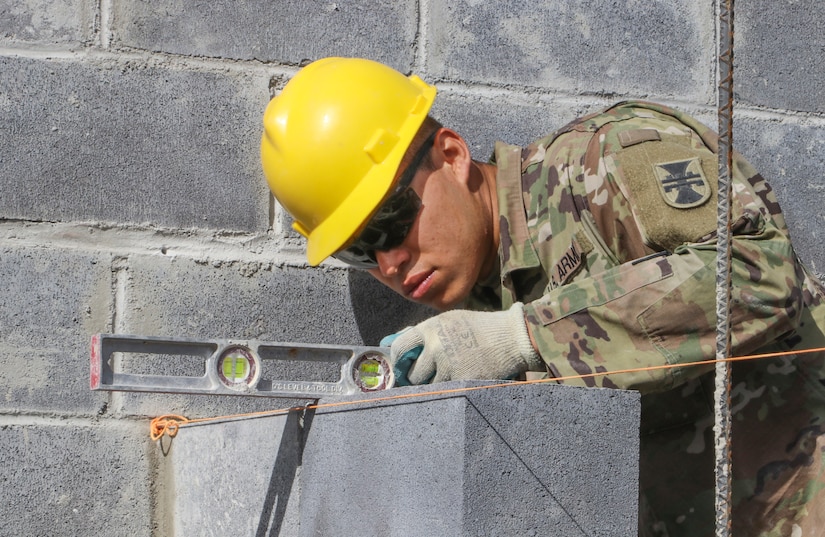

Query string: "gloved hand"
[[383, 303, 543, 385]]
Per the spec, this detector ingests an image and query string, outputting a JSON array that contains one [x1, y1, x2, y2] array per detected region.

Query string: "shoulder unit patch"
[[652, 157, 711, 209]]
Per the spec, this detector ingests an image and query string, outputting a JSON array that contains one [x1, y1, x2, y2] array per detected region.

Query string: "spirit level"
[[90, 333, 394, 399]]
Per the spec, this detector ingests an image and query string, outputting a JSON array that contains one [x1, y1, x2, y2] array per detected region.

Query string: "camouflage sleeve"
[[522, 210, 805, 395]]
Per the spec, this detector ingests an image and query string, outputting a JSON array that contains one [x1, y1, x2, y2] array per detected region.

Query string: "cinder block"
[[0, 246, 112, 414], [0, 0, 93, 44], [117, 254, 432, 418], [0, 56, 270, 232], [168, 412, 302, 537], [432, 91, 604, 160], [301, 381, 640, 536], [734, 118, 825, 276], [0, 419, 153, 537], [736, 1, 825, 113], [168, 382, 639, 536], [426, 0, 712, 101], [113, 0, 417, 70]]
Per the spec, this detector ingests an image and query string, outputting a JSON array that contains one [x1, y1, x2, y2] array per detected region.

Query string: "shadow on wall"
[[255, 410, 303, 537], [347, 270, 435, 345]]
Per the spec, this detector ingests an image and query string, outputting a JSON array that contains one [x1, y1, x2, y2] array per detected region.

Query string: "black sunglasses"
[[332, 131, 437, 269]]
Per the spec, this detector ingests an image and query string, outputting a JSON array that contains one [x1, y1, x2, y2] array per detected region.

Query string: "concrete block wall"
[[1, 1, 823, 535]]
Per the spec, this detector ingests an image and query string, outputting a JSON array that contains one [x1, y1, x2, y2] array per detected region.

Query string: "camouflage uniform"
[[465, 101, 825, 536]]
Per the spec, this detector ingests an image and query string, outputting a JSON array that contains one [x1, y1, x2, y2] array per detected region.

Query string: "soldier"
[[260, 57, 825, 537]]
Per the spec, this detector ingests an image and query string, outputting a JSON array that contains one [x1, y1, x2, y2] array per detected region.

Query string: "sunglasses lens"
[[333, 130, 435, 269], [333, 188, 422, 269], [332, 245, 378, 269], [369, 188, 421, 247]]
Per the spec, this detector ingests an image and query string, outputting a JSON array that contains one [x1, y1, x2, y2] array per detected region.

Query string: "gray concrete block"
[[167, 382, 639, 536], [426, 0, 712, 101], [113, 0, 417, 71], [301, 381, 640, 536], [0, 56, 270, 232], [432, 91, 605, 161], [0, 246, 112, 414], [734, 117, 825, 277], [736, 1, 825, 113], [0, 0, 94, 44], [0, 419, 153, 537], [117, 254, 432, 418], [168, 413, 302, 537]]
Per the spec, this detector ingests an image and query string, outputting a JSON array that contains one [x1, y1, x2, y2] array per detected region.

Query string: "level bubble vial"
[[217, 346, 259, 389], [352, 351, 394, 392]]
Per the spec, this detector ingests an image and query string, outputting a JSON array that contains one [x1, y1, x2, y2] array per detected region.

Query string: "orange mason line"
[[148, 346, 825, 440]]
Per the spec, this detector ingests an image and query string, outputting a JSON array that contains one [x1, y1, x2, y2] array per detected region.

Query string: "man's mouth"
[[404, 269, 436, 300]]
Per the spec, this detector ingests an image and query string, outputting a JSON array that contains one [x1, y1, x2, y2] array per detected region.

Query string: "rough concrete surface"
[[170, 382, 640, 536], [169, 412, 302, 537], [113, 0, 418, 71], [428, 0, 713, 101], [0, 419, 152, 537], [301, 382, 640, 536], [0, 56, 270, 232], [0, 245, 112, 414], [0, 0, 94, 44], [735, 0, 825, 114]]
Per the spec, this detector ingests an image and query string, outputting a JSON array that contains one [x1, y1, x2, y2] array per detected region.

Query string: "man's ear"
[[432, 128, 472, 183]]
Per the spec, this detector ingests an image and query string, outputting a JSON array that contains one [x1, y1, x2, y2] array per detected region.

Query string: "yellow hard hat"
[[260, 57, 437, 266]]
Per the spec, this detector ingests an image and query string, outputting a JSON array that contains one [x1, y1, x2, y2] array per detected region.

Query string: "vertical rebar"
[[714, 0, 735, 535]]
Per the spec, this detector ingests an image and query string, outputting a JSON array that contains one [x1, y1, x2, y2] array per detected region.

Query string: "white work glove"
[[388, 303, 544, 385]]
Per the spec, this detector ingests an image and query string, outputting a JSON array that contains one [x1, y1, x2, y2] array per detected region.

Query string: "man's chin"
[[424, 290, 472, 312]]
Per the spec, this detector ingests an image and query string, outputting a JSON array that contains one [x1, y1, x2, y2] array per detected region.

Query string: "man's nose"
[[374, 247, 410, 277]]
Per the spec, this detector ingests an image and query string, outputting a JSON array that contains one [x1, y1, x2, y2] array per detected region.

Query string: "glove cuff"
[[508, 303, 544, 371]]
